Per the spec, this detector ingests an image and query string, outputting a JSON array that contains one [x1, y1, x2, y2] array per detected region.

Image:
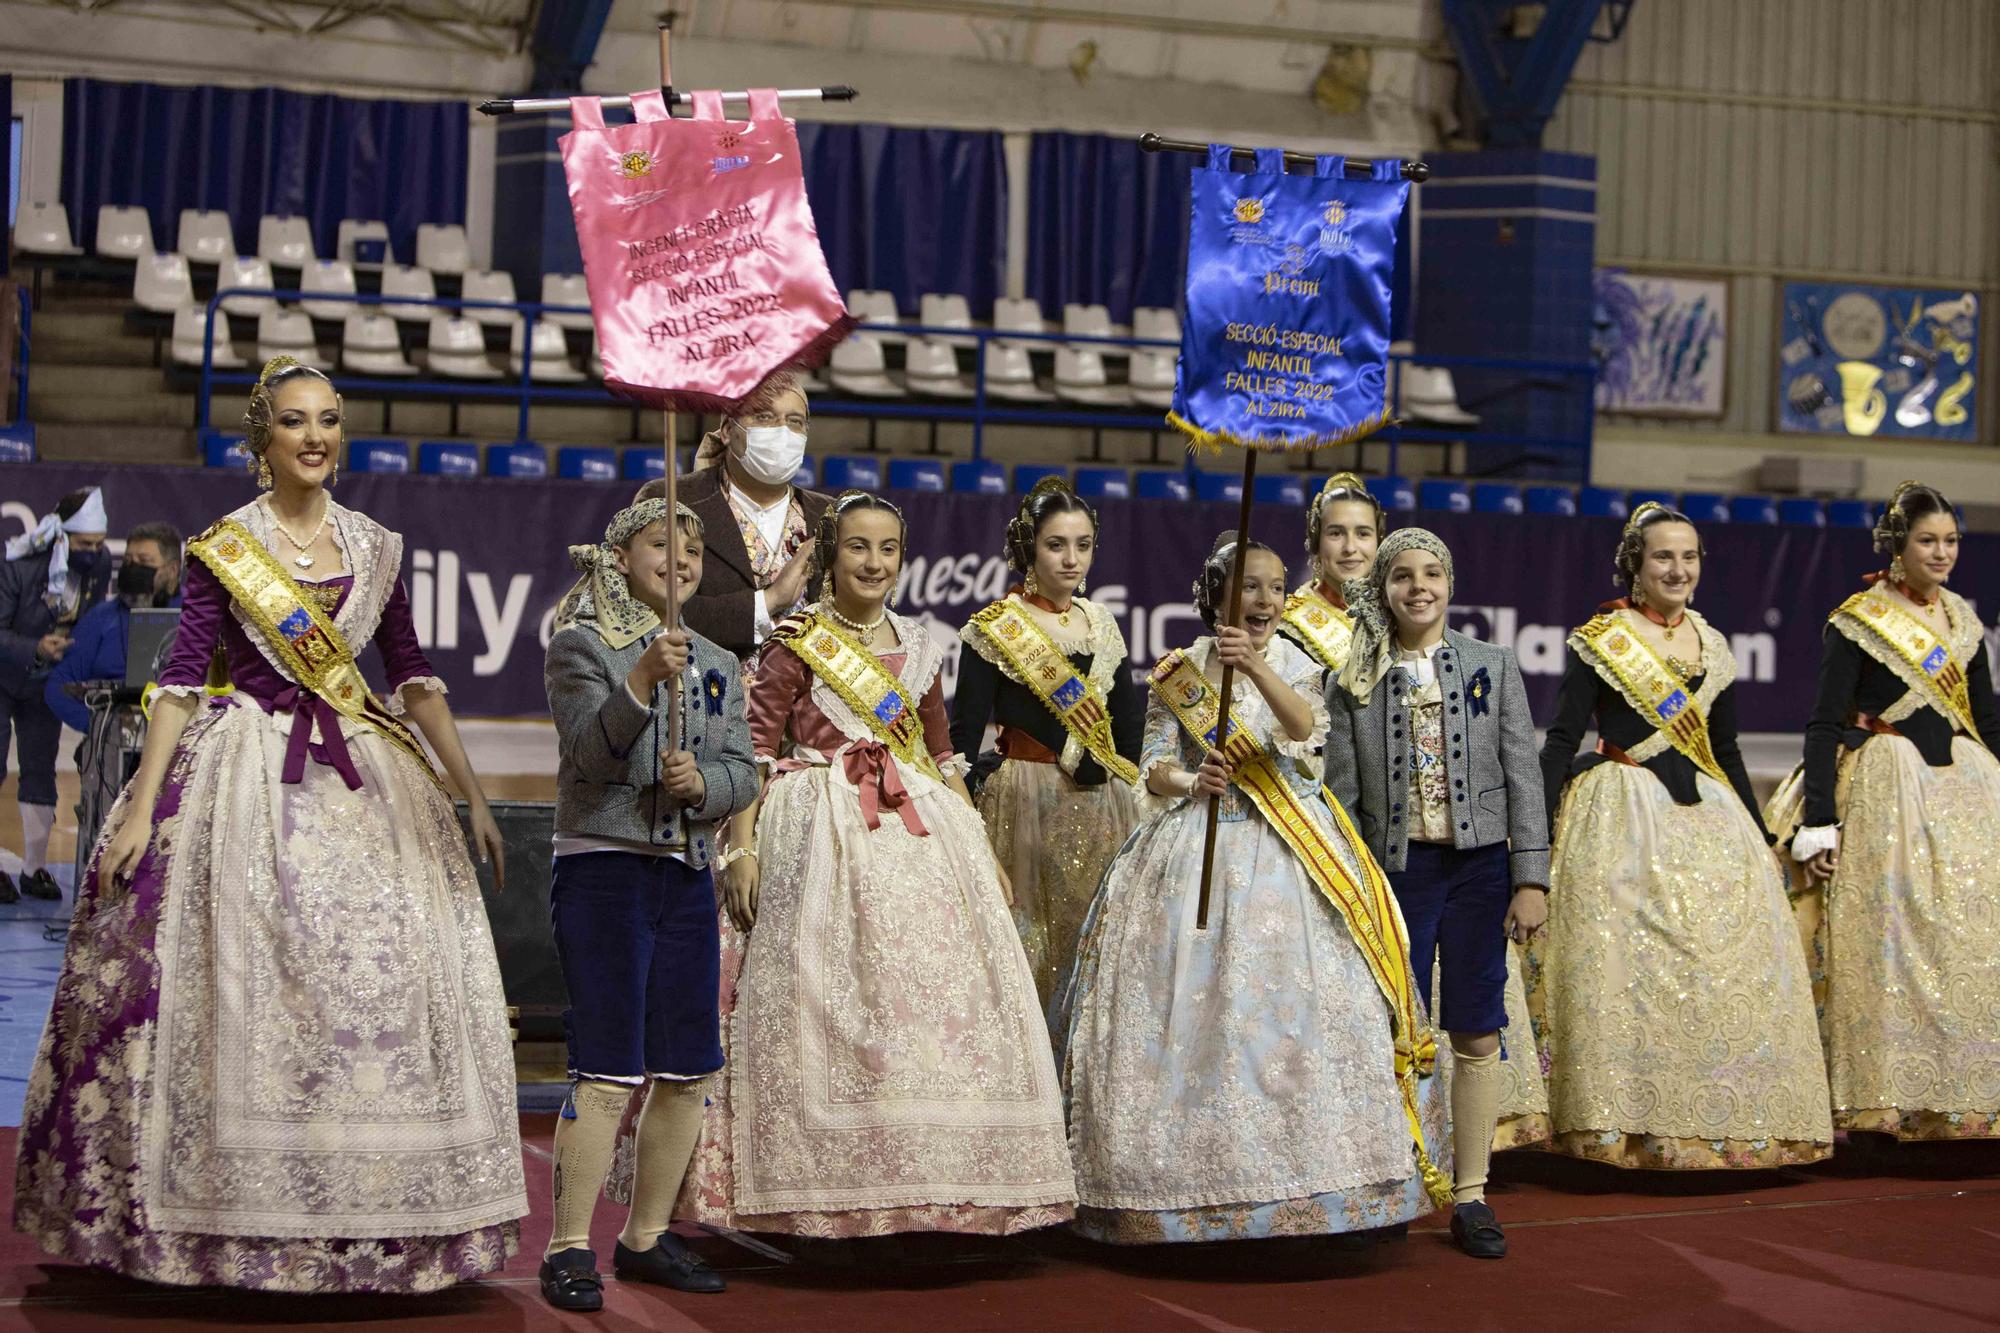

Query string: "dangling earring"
[[1025, 569, 1041, 599], [1630, 583, 1646, 608], [1076, 575, 1087, 596], [1891, 553, 1906, 584], [256, 454, 273, 490]]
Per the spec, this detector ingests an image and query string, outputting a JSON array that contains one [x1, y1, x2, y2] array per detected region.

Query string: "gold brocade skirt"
[[1766, 735, 2000, 1141], [977, 758, 1140, 1009], [1533, 762, 1833, 1169]]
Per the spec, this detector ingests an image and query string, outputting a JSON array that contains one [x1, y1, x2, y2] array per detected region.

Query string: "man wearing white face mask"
[[647, 372, 826, 665]]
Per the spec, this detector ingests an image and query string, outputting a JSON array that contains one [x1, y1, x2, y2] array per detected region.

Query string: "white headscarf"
[[5, 487, 108, 605]]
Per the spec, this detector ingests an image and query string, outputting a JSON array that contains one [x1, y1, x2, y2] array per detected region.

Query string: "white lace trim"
[[802, 608, 954, 787], [219, 499, 402, 690], [1791, 824, 1841, 861], [386, 675, 449, 717], [152, 683, 209, 700]]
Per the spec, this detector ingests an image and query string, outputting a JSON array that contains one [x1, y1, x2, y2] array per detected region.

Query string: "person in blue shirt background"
[[44, 521, 184, 735]]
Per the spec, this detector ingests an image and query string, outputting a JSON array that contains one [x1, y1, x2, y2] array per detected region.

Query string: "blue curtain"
[[61, 77, 466, 261], [796, 123, 1005, 317], [1027, 130, 1414, 337]]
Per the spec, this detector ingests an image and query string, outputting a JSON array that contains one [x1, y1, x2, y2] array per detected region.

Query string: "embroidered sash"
[[1151, 649, 1451, 1208], [962, 600, 1138, 784], [1280, 587, 1356, 673], [1829, 591, 1985, 745], [188, 519, 442, 789], [1570, 613, 1730, 785], [786, 610, 943, 782]]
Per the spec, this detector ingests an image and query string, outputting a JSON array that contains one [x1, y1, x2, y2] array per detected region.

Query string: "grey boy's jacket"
[[545, 622, 756, 870], [1324, 627, 1550, 887]]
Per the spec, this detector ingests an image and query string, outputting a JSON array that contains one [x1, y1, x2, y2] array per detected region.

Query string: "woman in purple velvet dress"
[[12, 358, 529, 1293]]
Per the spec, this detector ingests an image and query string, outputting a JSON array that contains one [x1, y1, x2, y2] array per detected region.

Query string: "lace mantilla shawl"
[[957, 594, 1129, 778]]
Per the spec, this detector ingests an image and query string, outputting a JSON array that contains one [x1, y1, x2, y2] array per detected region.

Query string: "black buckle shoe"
[[1450, 1201, 1507, 1259], [614, 1233, 726, 1293], [0, 872, 18, 905], [539, 1247, 605, 1312], [20, 870, 60, 901]]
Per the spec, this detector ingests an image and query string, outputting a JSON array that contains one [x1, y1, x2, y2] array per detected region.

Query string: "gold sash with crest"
[[1279, 586, 1356, 673], [782, 610, 943, 780], [1151, 648, 1451, 1208], [1830, 590, 1985, 745], [188, 518, 441, 787], [1571, 613, 1729, 785], [962, 600, 1137, 784]]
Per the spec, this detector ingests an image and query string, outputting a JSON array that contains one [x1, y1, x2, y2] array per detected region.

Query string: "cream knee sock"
[[20, 803, 54, 875], [617, 1077, 709, 1253], [1450, 1044, 1503, 1205], [546, 1079, 633, 1257]]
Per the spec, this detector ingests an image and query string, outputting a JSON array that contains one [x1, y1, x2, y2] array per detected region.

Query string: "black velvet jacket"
[[949, 641, 1145, 790]]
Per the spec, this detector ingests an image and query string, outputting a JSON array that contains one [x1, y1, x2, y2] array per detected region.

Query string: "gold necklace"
[[262, 495, 330, 570]]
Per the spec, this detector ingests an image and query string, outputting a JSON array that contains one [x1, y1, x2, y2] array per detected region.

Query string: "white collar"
[[727, 478, 791, 516], [1396, 638, 1444, 661]]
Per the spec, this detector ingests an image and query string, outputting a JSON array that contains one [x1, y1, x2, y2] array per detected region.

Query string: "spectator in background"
[[45, 522, 185, 734], [0, 486, 112, 902]]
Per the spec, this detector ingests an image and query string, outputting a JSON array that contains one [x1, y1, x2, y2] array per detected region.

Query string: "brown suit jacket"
[[678, 464, 830, 659]]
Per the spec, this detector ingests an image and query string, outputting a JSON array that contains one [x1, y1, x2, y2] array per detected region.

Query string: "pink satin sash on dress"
[[559, 87, 853, 413]]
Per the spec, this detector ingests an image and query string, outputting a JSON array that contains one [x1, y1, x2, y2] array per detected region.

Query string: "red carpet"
[[0, 1120, 1995, 1332]]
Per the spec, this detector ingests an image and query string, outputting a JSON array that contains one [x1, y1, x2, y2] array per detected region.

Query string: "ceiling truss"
[[33, 0, 537, 55]]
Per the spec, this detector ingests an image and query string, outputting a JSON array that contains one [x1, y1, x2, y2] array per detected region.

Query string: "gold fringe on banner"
[[1165, 406, 1395, 457]]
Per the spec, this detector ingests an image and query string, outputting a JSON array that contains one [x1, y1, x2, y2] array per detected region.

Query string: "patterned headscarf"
[[1337, 526, 1456, 699], [552, 498, 701, 648]]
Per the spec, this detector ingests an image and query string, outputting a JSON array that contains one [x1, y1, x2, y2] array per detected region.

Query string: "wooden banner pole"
[[1194, 448, 1259, 930]]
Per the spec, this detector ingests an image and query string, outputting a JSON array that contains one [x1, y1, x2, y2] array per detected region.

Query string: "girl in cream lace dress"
[[1059, 534, 1447, 1244]]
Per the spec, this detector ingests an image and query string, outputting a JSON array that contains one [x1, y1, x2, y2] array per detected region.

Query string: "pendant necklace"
[[264, 496, 330, 570]]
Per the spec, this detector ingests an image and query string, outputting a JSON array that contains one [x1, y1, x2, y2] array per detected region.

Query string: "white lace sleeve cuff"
[[387, 675, 449, 716], [1274, 682, 1331, 777], [1791, 824, 1841, 861], [935, 752, 971, 781], [151, 683, 208, 700]]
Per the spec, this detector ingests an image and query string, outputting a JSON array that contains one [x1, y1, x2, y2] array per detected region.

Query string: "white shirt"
[[732, 480, 793, 645], [1396, 638, 1445, 688]]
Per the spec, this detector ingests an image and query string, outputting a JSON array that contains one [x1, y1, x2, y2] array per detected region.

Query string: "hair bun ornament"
[[1623, 499, 1669, 534], [256, 354, 305, 388]]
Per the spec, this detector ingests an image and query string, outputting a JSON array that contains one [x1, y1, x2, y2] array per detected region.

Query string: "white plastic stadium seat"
[[1063, 302, 1121, 361], [256, 215, 315, 268], [341, 312, 418, 376], [1130, 350, 1177, 409], [380, 263, 439, 325], [461, 269, 519, 328], [1054, 347, 1130, 406], [982, 343, 1053, 402], [829, 335, 905, 398], [300, 259, 359, 321], [335, 218, 393, 267], [1133, 306, 1182, 345], [904, 339, 974, 399], [1398, 363, 1479, 427], [540, 273, 594, 331], [508, 317, 586, 383], [217, 256, 278, 318], [133, 253, 195, 314], [95, 205, 154, 261], [992, 296, 1048, 351], [175, 208, 235, 266], [917, 293, 976, 349], [171, 306, 245, 368], [257, 309, 329, 370], [17, 203, 82, 256], [845, 288, 903, 344], [427, 315, 502, 380], [414, 223, 472, 276]]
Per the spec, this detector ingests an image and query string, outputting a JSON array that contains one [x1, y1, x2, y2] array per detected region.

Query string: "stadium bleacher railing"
[[166, 288, 1596, 477]]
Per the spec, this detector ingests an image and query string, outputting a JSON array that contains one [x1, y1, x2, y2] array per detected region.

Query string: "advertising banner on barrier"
[[5, 463, 1999, 734]]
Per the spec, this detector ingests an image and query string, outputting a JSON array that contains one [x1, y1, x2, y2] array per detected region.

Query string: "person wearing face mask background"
[[664, 370, 827, 666], [44, 522, 185, 737], [0, 486, 112, 902]]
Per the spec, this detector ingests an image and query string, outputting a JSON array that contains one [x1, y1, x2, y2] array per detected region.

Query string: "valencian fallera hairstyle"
[[1192, 529, 1281, 630], [1005, 475, 1098, 573], [1613, 501, 1705, 588], [1306, 471, 1386, 558], [809, 490, 907, 603], [242, 355, 340, 463], [1872, 480, 1956, 557]]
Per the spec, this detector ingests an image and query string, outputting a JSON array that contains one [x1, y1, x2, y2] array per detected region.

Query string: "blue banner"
[[1169, 146, 1408, 452], [1777, 281, 1979, 442]]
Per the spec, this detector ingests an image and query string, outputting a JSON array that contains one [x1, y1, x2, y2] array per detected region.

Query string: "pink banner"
[[559, 87, 853, 412]]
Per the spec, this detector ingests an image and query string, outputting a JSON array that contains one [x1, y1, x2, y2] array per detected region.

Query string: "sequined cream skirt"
[[977, 758, 1139, 1009], [1766, 735, 2000, 1141], [1534, 762, 1833, 1169]]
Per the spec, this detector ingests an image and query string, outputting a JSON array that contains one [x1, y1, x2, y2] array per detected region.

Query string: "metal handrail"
[[188, 288, 1596, 472]]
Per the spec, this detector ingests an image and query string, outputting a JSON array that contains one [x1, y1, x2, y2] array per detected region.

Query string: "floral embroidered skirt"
[[1534, 761, 1833, 1169], [1058, 796, 1444, 1243], [1766, 736, 2000, 1141], [12, 697, 527, 1292], [977, 758, 1139, 1011]]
